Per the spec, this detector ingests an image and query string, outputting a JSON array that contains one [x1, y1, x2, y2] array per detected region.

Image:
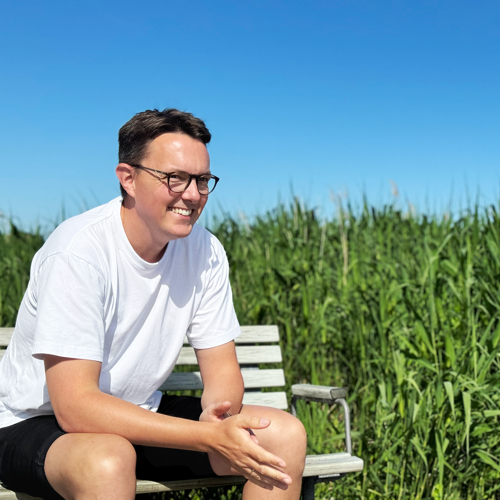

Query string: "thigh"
[[134, 395, 216, 481], [0, 415, 66, 500]]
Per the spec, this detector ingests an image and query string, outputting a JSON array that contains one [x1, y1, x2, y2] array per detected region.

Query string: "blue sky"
[[1, 0, 499, 230]]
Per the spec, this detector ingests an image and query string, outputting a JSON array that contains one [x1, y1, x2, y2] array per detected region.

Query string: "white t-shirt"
[[0, 197, 240, 428]]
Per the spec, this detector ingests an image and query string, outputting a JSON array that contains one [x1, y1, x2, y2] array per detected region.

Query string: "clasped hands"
[[199, 401, 292, 491]]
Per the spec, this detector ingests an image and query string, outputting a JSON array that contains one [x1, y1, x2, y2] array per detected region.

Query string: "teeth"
[[170, 207, 192, 216]]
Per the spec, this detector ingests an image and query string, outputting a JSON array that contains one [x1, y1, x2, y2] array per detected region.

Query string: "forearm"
[[201, 371, 244, 415], [54, 388, 219, 451], [45, 355, 219, 452], [196, 340, 244, 415]]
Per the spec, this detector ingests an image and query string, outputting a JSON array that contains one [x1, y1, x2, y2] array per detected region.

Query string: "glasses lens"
[[197, 175, 216, 194], [168, 172, 191, 192]]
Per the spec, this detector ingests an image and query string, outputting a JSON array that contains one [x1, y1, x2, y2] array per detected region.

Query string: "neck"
[[120, 199, 167, 263]]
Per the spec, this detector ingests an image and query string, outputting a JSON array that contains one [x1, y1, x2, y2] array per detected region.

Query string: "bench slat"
[[160, 369, 285, 391], [242, 391, 288, 409], [0, 489, 43, 500], [302, 453, 364, 476], [177, 345, 282, 365], [0, 329, 14, 347], [235, 325, 279, 343], [0, 326, 279, 348], [135, 476, 246, 494]]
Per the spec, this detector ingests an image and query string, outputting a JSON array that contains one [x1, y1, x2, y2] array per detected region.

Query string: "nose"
[[181, 177, 201, 202]]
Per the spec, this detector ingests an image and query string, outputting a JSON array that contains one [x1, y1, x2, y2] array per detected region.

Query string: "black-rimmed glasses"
[[130, 164, 219, 195]]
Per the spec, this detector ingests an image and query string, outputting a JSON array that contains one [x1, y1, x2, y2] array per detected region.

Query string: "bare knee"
[[243, 406, 307, 475], [85, 434, 137, 480], [46, 433, 137, 500], [272, 411, 307, 457]]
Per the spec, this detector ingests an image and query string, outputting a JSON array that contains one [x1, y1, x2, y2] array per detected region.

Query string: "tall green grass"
[[212, 200, 500, 499], [2, 200, 500, 499], [0, 220, 44, 327]]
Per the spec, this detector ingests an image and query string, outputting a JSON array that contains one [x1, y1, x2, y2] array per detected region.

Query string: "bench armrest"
[[291, 384, 346, 403], [290, 384, 352, 455]]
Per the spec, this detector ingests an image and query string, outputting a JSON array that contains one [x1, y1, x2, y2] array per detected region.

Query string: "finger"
[[244, 446, 289, 472], [236, 415, 272, 431], [232, 418, 287, 469], [243, 465, 292, 490], [246, 476, 273, 490], [247, 428, 259, 445], [243, 469, 274, 490]]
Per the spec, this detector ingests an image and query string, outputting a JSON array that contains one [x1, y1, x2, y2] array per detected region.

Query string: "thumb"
[[237, 415, 271, 430], [207, 400, 232, 416]]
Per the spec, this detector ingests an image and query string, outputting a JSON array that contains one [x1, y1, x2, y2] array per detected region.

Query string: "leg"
[[301, 477, 316, 500], [209, 405, 307, 499], [45, 433, 137, 500]]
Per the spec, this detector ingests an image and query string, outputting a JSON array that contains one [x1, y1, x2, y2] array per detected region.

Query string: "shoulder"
[[33, 198, 120, 273], [182, 224, 227, 263], [165, 225, 229, 285]]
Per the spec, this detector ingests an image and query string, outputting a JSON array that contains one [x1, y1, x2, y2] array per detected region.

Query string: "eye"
[[170, 172, 190, 181]]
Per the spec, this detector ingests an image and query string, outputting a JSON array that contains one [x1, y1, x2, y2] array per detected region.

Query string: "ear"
[[116, 163, 136, 199]]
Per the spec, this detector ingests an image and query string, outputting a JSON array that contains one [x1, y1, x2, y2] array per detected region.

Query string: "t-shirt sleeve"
[[186, 240, 240, 349], [32, 252, 106, 361]]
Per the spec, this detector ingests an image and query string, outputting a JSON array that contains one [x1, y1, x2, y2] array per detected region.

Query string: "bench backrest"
[[0, 326, 288, 410]]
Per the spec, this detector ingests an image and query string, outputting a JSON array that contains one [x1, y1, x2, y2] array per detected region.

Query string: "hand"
[[208, 413, 292, 491], [200, 401, 259, 444]]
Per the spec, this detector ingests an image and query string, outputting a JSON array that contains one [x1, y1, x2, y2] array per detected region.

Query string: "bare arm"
[[44, 354, 291, 486], [196, 340, 244, 415], [44, 355, 217, 450]]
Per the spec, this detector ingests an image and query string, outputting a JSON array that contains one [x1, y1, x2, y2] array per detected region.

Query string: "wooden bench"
[[0, 326, 363, 499]]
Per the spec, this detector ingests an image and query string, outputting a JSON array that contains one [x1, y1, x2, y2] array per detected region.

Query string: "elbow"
[[54, 409, 87, 433], [51, 397, 97, 434]]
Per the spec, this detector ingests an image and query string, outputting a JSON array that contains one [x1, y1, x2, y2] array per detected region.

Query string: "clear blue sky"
[[1, 0, 499, 230]]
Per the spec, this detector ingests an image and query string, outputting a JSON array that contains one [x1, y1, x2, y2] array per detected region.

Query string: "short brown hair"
[[118, 108, 211, 198]]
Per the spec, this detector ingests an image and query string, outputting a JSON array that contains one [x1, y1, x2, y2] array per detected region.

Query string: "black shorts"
[[0, 395, 216, 500]]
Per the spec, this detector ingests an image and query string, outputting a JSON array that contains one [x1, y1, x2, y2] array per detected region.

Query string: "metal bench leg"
[[301, 477, 316, 500], [291, 396, 297, 417]]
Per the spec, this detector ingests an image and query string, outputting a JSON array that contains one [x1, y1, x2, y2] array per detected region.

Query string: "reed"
[[0, 220, 44, 327], [211, 199, 500, 499], [2, 199, 500, 499]]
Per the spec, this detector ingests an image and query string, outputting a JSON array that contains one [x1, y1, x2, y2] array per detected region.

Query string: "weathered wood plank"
[[292, 384, 347, 401], [135, 476, 246, 494], [302, 453, 364, 476], [160, 369, 285, 391], [0, 489, 43, 500], [242, 391, 288, 409], [0, 336, 283, 365], [0, 326, 279, 349], [234, 325, 279, 344], [177, 345, 282, 365], [0, 329, 14, 347]]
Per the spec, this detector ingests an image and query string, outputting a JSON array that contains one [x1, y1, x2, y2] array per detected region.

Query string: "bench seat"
[[0, 454, 363, 499]]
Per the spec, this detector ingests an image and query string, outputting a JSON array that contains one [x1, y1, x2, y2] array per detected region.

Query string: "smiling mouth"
[[168, 207, 193, 216]]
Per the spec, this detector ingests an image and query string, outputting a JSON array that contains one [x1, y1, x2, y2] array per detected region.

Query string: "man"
[[0, 109, 307, 499]]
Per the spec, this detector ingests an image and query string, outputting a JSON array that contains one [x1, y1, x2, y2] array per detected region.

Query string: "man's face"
[[131, 132, 211, 246]]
